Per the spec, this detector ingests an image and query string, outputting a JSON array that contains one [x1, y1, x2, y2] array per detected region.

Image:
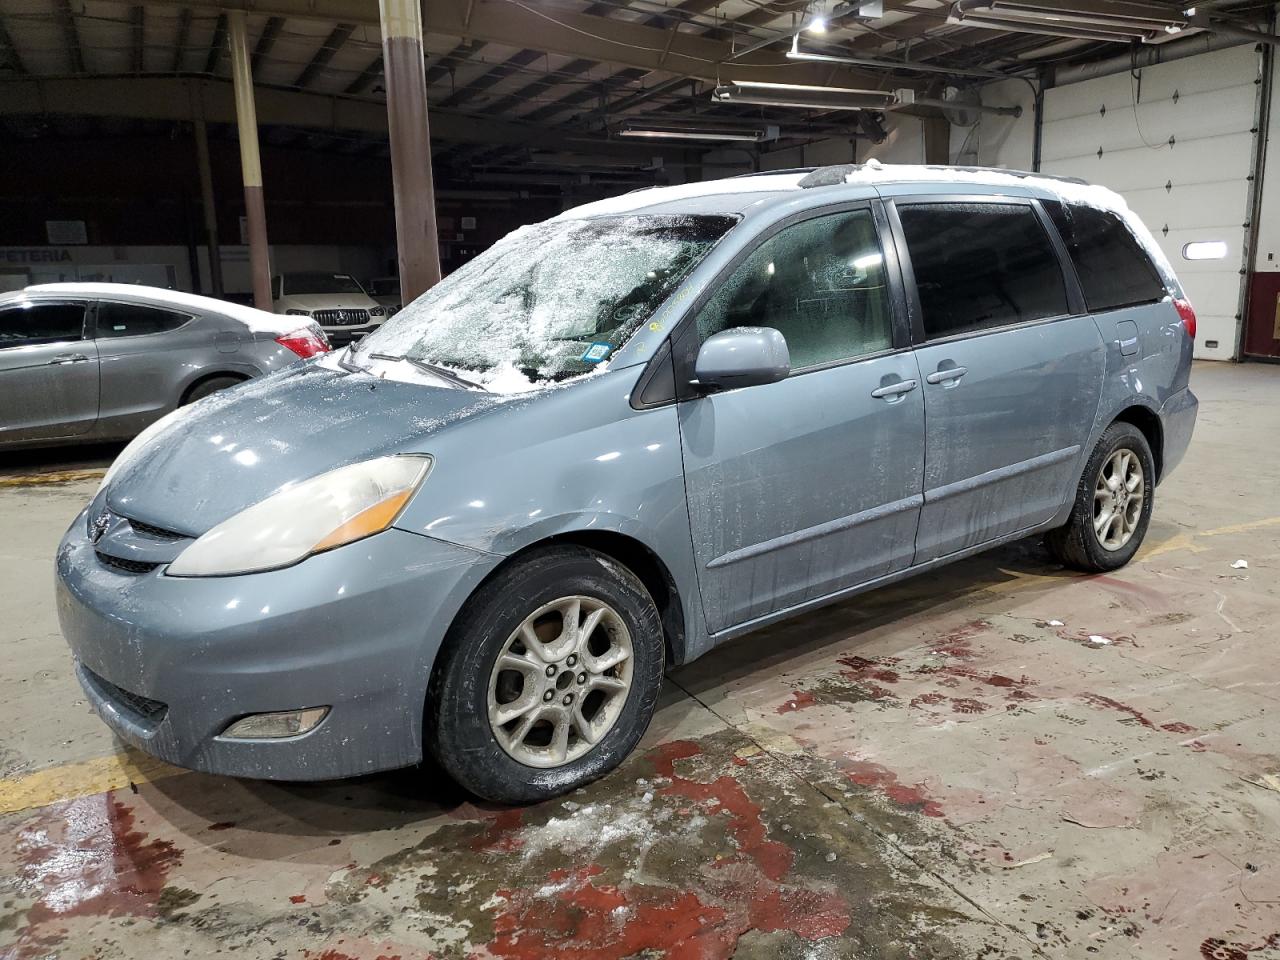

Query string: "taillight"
[[276, 326, 330, 359], [1173, 298, 1197, 340]]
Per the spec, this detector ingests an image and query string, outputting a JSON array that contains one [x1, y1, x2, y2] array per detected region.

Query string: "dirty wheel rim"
[[487, 595, 633, 768], [1093, 448, 1144, 551]]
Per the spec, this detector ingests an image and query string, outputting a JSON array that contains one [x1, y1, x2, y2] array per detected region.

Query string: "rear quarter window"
[[1042, 200, 1167, 313], [97, 302, 192, 338]]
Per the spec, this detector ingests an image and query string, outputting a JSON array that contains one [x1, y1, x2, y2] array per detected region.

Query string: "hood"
[[107, 364, 500, 536], [277, 293, 379, 312]]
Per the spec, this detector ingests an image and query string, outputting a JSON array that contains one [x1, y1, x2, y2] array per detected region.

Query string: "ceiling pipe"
[[1050, 29, 1259, 85], [903, 96, 1022, 117], [787, 35, 1011, 81]]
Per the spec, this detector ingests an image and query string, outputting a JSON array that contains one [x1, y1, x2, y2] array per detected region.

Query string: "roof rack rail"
[[729, 167, 818, 179], [796, 163, 1089, 189]]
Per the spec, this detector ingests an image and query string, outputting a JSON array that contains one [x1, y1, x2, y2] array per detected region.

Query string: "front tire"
[[1047, 421, 1155, 572], [427, 545, 665, 804]]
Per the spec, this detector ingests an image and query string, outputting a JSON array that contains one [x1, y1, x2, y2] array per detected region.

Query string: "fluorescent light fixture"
[[1182, 240, 1228, 261], [950, 0, 1191, 43], [808, 15, 828, 33], [712, 81, 895, 111], [617, 120, 780, 143]]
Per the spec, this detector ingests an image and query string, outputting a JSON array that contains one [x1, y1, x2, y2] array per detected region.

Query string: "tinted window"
[[97, 302, 191, 338], [898, 202, 1069, 339], [0, 302, 86, 348], [1042, 200, 1167, 313], [695, 209, 893, 370]]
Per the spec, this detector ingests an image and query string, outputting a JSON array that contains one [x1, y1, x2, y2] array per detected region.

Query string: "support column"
[[193, 120, 223, 297], [227, 10, 272, 310], [380, 0, 441, 303]]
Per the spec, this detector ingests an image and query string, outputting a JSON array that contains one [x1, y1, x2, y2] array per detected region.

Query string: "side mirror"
[[693, 327, 790, 392]]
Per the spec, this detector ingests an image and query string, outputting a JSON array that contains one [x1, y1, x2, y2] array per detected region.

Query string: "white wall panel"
[[1040, 45, 1262, 359]]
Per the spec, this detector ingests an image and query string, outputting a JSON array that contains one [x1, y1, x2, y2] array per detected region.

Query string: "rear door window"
[[1042, 200, 1167, 313], [96, 302, 192, 338], [0, 302, 87, 348], [897, 202, 1069, 340], [695, 209, 894, 370]]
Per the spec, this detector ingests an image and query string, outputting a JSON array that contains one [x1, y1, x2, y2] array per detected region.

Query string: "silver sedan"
[[0, 283, 329, 449]]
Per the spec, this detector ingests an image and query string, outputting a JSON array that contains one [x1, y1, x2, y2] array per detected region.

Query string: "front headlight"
[[285, 308, 312, 316], [166, 455, 431, 577], [369, 306, 386, 317], [99, 405, 194, 495]]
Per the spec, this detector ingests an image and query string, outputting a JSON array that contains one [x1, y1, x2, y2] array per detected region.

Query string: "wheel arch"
[[179, 369, 252, 405], [1111, 404, 1164, 481], [472, 531, 688, 668]]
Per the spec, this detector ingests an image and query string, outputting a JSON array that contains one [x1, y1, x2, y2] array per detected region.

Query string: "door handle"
[[48, 353, 90, 365], [926, 365, 968, 385], [871, 378, 918, 400]]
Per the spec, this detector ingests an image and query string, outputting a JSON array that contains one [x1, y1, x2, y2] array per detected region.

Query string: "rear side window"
[[898, 202, 1069, 340], [97, 302, 191, 338], [1042, 200, 1167, 313], [0, 302, 86, 348]]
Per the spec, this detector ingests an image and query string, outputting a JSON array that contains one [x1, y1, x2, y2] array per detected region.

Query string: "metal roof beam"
[[205, 12, 227, 74], [171, 7, 191, 72], [294, 22, 355, 88], [0, 75, 689, 160], [252, 17, 285, 75], [132, 0, 883, 87], [0, 18, 28, 76], [54, 0, 84, 74], [131, 6, 145, 73]]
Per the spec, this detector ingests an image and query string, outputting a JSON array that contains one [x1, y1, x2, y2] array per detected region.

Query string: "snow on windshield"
[[356, 214, 736, 392]]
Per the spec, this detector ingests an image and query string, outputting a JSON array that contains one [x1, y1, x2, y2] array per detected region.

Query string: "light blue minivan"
[[56, 165, 1198, 803]]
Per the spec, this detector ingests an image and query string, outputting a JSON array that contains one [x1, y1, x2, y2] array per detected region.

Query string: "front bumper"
[[1158, 386, 1198, 482], [55, 516, 498, 780]]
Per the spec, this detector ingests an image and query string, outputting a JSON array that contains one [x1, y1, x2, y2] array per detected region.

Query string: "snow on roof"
[[559, 161, 1176, 287], [837, 160, 1178, 285], [553, 172, 809, 220], [20, 283, 301, 334]]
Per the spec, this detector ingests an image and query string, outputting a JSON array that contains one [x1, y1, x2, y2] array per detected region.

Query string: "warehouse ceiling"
[[0, 0, 1275, 188]]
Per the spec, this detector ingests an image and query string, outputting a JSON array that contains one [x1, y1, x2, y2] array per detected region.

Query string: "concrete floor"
[[2, 360, 1278, 960]]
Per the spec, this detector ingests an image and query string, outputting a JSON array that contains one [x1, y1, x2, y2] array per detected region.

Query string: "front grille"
[[96, 552, 159, 574], [84, 668, 168, 724], [313, 308, 370, 327], [128, 518, 186, 541]]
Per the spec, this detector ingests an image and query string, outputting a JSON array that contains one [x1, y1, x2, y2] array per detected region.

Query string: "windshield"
[[285, 272, 365, 295], [354, 214, 737, 390], [368, 278, 398, 297]]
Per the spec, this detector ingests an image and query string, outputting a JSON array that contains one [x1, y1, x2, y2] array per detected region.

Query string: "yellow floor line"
[[1141, 515, 1280, 561], [0, 468, 106, 488], [0, 752, 186, 816]]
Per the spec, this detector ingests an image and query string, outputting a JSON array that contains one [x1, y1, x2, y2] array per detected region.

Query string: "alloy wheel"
[[1093, 447, 1145, 551], [487, 595, 633, 768]]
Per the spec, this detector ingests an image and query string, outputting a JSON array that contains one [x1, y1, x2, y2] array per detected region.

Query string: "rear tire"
[[1046, 421, 1155, 572], [182, 375, 244, 405], [427, 545, 665, 804]]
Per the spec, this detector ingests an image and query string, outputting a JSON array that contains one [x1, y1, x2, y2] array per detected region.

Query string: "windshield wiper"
[[367, 352, 486, 390], [338, 343, 370, 374]]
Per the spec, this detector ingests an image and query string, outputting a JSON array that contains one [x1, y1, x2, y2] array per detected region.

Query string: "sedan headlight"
[[369, 306, 386, 317], [167, 455, 431, 577]]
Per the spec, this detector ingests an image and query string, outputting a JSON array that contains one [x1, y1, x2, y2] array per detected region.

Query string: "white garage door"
[[1039, 45, 1262, 360]]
